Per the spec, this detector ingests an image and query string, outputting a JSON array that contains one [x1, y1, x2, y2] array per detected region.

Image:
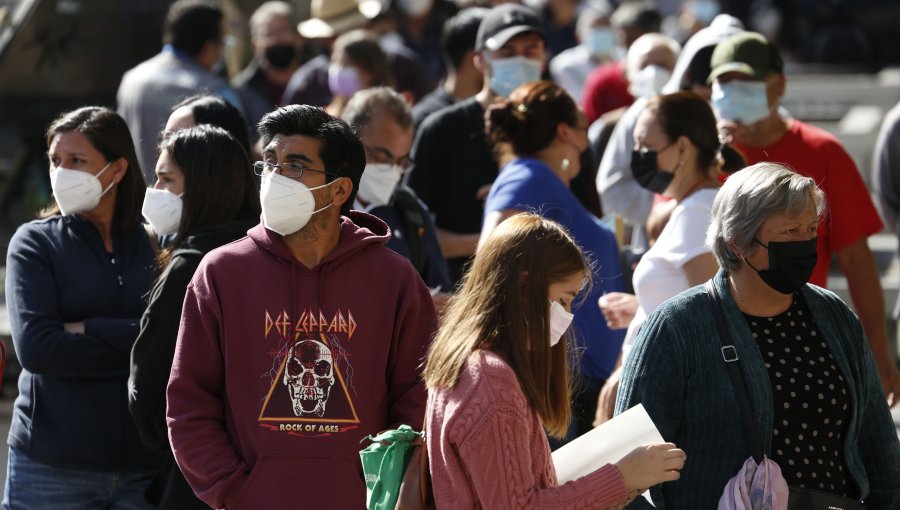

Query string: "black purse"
[[705, 281, 866, 510]]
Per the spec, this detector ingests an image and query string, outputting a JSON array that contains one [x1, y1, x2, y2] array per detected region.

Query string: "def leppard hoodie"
[[166, 212, 437, 509]]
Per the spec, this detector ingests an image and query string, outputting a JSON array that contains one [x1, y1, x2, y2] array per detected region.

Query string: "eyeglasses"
[[252, 161, 333, 181], [363, 144, 414, 170]]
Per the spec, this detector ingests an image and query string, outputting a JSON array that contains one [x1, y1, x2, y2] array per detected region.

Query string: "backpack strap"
[[390, 185, 428, 275], [170, 248, 204, 260]]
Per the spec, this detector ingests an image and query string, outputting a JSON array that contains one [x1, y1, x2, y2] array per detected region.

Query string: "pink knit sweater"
[[426, 350, 629, 509]]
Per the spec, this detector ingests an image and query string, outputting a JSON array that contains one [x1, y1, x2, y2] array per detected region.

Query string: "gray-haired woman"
[[616, 163, 900, 509]]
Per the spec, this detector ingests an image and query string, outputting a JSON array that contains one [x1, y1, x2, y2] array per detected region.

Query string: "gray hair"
[[341, 86, 412, 132], [625, 32, 681, 82], [706, 162, 826, 272], [250, 1, 295, 40]]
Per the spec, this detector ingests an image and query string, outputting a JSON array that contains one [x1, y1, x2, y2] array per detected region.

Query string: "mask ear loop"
[[96, 162, 117, 197]]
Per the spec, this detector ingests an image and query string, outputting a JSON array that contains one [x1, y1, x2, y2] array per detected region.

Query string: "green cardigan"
[[616, 270, 900, 509]]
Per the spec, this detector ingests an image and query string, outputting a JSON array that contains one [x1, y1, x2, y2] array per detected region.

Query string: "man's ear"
[[768, 72, 786, 101], [473, 52, 486, 74], [330, 177, 354, 208], [197, 38, 222, 70]]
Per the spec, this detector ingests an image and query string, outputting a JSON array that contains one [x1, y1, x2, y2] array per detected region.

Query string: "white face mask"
[[489, 56, 543, 98], [358, 163, 403, 208], [50, 162, 114, 215], [142, 187, 183, 236], [629, 64, 672, 99], [260, 171, 334, 236], [397, 0, 433, 17], [549, 300, 574, 347]]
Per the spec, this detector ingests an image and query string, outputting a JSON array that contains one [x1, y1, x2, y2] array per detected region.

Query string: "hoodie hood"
[[662, 14, 745, 94], [248, 211, 391, 271]]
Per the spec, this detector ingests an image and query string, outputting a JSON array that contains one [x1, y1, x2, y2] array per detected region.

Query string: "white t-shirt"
[[623, 188, 718, 352]]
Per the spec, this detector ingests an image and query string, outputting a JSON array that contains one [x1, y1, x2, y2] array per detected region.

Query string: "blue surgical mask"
[[711, 80, 771, 125], [691, 0, 720, 24], [488, 56, 542, 98], [587, 27, 616, 59]]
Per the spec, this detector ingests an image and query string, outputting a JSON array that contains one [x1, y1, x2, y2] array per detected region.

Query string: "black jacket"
[[128, 221, 254, 508]]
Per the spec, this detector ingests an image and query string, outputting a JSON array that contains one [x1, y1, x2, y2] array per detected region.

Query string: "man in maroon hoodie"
[[166, 104, 438, 509]]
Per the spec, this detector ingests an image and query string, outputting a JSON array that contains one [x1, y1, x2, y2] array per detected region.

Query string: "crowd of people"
[[4, 0, 900, 508]]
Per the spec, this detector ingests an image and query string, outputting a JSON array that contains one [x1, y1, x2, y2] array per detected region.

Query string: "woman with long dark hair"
[[128, 124, 259, 509], [481, 80, 625, 441], [4, 106, 160, 508]]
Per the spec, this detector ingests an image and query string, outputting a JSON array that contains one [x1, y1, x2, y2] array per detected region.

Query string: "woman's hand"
[[63, 322, 85, 334], [614, 443, 685, 492], [598, 292, 638, 330]]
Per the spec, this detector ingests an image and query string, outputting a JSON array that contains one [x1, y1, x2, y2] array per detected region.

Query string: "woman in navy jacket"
[[128, 124, 259, 509], [4, 107, 161, 508]]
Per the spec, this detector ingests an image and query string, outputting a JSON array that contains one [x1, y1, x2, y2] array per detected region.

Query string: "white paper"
[[551, 404, 664, 505]]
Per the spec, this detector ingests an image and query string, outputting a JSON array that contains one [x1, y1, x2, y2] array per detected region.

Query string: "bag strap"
[[417, 405, 434, 507], [171, 248, 204, 260], [705, 280, 766, 464], [390, 185, 428, 275]]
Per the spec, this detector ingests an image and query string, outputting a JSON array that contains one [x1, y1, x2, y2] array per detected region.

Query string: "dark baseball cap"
[[707, 32, 784, 83], [475, 3, 543, 53]]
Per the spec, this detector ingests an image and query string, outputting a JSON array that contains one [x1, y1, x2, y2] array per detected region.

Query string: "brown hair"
[[332, 30, 393, 89], [43, 106, 146, 232], [485, 81, 579, 160], [644, 91, 745, 178], [423, 213, 587, 438], [341, 86, 412, 132]]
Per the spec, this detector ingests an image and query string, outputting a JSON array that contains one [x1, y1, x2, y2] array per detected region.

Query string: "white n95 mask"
[[629, 65, 672, 99], [358, 163, 403, 208], [549, 300, 575, 347], [260, 171, 333, 236], [50, 162, 114, 215], [142, 188, 183, 236]]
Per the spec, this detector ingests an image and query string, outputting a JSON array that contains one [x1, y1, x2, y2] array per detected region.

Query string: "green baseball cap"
[[707, 32, 784, 84]]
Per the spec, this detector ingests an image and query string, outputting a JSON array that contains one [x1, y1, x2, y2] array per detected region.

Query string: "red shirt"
[[736, 120, 883, 287], [581, 61, 634, 124]]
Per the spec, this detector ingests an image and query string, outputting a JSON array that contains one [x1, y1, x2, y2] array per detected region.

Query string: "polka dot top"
[[742, 293, 852, 496]]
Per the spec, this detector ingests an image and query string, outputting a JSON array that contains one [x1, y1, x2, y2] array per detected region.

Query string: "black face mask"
[[631, 149, 674, 194], [746, 238, 818, 294], [265, 44, 297, 69]]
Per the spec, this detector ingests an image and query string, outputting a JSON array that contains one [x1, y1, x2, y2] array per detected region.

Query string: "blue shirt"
[[484, 158, 626, 380]]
